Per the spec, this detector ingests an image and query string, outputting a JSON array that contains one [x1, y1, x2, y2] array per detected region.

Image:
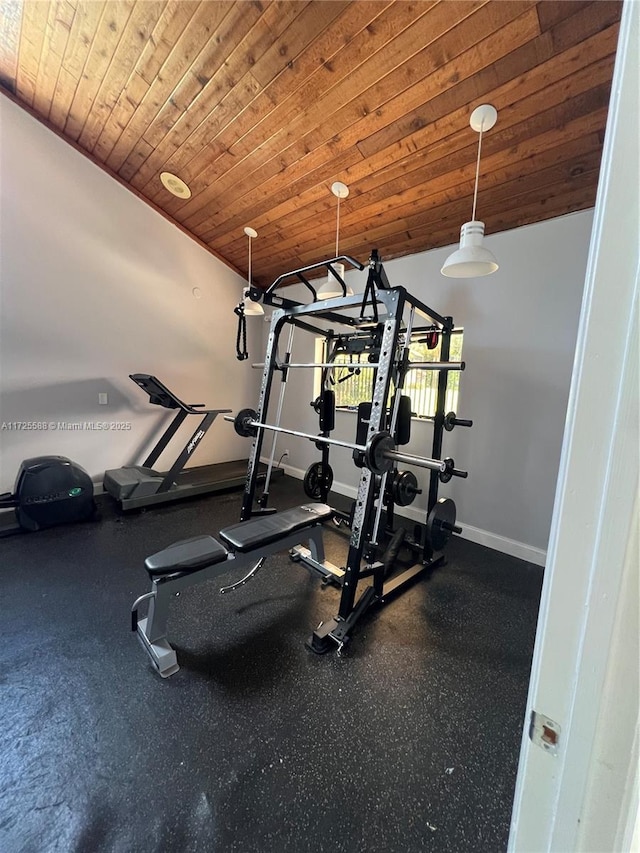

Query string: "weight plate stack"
[[364, 431, 395, 475], [390, 470, 420, 506]]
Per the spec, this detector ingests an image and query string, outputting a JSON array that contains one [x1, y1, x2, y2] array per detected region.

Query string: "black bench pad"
[[145, 535, 228, 577], [219, 503, 332, 552]]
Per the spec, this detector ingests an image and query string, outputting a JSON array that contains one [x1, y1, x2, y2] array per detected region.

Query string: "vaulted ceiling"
[[0, 0, 622, 287]]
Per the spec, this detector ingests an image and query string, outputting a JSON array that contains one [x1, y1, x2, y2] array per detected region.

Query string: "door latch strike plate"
[[530, 710, 561, 755]]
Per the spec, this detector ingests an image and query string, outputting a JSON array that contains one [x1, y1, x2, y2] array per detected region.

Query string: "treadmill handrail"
[[129, 374, 231, 416]]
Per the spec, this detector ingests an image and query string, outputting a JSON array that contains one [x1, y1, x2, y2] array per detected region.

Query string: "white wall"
[[266, 210, 592, 561], [0, 97, 262, 492]]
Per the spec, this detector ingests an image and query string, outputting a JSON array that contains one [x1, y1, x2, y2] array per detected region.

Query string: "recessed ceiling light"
[[160, 172, 192, 199]]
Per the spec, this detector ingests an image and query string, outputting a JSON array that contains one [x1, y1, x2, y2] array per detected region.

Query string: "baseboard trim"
[[454, 522, 546, 566], [282, 463, 547, 567]]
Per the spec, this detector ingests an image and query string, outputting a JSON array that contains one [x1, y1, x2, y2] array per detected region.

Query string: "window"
[[322, 331, 464, 418]]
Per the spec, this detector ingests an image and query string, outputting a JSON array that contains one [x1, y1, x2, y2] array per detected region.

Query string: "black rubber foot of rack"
[[305, 634, 331, 655]]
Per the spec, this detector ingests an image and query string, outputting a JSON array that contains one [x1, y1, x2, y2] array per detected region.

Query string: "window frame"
[[316, 329, 464, 420]]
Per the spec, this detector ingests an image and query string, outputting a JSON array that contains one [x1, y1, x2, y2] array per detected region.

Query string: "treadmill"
[[104, 374, 271, 510]]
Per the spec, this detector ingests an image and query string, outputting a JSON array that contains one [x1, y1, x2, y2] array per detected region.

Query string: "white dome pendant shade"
[[242, 226, 263, 315], [441, 105, 499, 279], [318, 181, 354, 298], [318, 262, 352, 299], [243, 289, 263, 315], [441, 221, 499, 278]]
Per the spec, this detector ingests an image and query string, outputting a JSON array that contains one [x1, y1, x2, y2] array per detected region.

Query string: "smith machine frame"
[[238, 250, 470, 653]]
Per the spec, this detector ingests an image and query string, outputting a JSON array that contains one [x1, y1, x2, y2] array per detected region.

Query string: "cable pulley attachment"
[[234, 302, 248, 361]]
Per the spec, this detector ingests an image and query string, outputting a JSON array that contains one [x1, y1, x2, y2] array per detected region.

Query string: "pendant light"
[[318, 181, 354, 298], [242, 226, 263, 315], [441, 104, 499, 278]]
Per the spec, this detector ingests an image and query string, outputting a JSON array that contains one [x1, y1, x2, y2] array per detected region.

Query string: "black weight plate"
[[323, 464, 334, 495], [392, 470, 419, 506], [235, 408, 258, 437], [439, 457, 454, 483], [364, 431, 395, 474], [303, 462, 333, 500], [426, 498, 456, 551]]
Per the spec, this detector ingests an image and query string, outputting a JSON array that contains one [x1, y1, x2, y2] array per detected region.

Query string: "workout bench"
[[131, 503, 333, 677]]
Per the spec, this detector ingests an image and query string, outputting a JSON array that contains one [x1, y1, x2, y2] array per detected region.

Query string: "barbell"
[[228, 409, 468, 479]]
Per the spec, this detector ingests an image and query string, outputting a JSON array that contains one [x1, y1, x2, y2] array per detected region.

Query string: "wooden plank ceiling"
[[0, 0, 622, 287]]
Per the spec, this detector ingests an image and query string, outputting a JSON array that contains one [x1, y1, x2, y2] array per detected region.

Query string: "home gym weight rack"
[[131, 250, 473, 675], [235, 249, 472, 652]]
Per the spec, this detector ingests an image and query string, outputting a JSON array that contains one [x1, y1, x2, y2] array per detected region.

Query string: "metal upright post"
[[259, 323, 296, 507], [240, 312, 286, 520], [424, 317, 453, 558], [337, 288, 404, 619]]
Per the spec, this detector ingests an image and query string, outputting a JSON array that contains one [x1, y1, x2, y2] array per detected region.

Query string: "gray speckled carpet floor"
[[0, 476, 542, 853]]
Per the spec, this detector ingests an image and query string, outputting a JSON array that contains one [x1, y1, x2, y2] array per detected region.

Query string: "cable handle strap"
[[234, 302, 248, 361]]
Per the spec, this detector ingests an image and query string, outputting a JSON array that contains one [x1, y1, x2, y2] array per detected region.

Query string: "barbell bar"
[[251, 360, 465, 371], [227, 409, 467, 479], [252, 361, 380, 369]]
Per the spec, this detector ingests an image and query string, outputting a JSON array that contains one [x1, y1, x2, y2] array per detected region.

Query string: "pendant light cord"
[[335, 195, 341, 257], [471, 123, 484, 222]]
